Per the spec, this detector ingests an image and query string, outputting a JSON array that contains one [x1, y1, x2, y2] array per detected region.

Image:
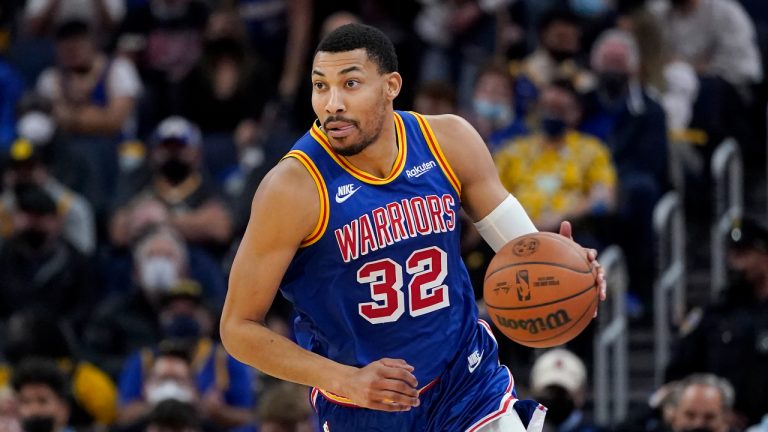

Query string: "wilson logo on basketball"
[[494, 309, 572, 334]]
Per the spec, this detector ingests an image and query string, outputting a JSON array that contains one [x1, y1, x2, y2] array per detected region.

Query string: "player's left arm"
[[425, 114, 606, 303]]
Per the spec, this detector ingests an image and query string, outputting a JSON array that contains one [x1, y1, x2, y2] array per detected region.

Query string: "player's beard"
[[328, 104, 387, 157]]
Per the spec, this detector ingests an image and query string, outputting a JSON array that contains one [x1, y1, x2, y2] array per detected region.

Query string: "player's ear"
[[384, 72, 402, 101]]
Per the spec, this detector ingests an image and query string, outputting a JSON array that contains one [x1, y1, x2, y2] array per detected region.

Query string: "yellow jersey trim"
[[309, 113, 407, 185], [410, 112, 462, 196], [282, 150, 329, 247]]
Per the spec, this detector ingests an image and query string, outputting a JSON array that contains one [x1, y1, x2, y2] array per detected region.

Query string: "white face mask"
[[140, 256, 179, 293], [18, 111, 55, 146], [145, 380, 195, 404]]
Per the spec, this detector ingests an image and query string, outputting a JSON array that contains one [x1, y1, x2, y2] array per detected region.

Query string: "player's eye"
[[313, 82, 326, 90], [345, 80, 359, 88]]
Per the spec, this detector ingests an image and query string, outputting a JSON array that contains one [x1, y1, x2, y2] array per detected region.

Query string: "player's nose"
[[325, 88, 346, 113]]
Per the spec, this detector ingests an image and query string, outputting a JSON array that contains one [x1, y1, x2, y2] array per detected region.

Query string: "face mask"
[[537, 386, 576, 426], [18, 112, 56, 147], [547, 48, 576, 63], [140, 256, 179, 293], [473, 99, 513, 125], [162, 313, 202, 341], [21, 416, 55, 432], [540, 115, 567, 139], [599, 71, 629, 102], [17, 228, 50, 251], [205, 37, 245, 61], [679, 427, 714, 432], [159, 158, 192, 185], [670, 0, 691, 8], [146, 380, 195, 404]]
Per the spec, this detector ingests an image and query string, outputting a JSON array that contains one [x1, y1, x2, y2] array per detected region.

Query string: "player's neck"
[[345, 115, 399, 178]]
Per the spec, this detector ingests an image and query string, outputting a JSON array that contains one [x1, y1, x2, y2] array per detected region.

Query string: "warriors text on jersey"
[[280, 111, 479, 399]]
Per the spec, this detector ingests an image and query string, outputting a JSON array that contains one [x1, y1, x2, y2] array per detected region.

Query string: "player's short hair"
[[147, 399, 201, 432], [315, 23, 398, 73]]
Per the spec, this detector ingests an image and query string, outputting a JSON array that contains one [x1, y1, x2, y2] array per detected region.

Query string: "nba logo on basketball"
[[515, 270, 531, 301]]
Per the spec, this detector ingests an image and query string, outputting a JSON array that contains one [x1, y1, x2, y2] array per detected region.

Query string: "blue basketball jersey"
[[280, 111, 478, 389]]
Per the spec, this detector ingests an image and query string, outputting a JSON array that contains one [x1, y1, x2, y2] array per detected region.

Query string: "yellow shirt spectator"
[[494, 131, 617, 225]]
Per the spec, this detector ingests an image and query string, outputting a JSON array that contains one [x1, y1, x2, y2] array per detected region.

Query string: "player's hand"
[[559, 221, 607, 317], [339, 358, 420, 412]]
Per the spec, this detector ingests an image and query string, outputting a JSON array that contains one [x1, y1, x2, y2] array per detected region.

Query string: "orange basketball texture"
[[483, 232, 598, 348]]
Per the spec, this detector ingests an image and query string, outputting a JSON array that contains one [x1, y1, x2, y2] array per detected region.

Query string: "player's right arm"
[[220, 158, 419, 412]]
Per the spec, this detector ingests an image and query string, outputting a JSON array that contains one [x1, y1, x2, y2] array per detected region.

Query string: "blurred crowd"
[[0, 0, 767, 431]]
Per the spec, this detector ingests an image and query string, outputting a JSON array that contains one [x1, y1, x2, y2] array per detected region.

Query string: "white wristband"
[[473, 195, 538, 252]]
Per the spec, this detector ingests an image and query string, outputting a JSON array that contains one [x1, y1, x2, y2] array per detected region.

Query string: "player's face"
[[311, 49, 401, 156]]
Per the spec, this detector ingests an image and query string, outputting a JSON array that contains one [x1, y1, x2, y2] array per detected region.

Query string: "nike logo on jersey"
[[335, 184, 361, 203], [406, 161, 437, 178], [468, 349, 484, 373]]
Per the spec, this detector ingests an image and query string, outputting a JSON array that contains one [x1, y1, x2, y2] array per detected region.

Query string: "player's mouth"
[[325, 121, 357, 139]]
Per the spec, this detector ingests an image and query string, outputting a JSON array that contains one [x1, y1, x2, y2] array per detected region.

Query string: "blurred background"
[[0, 0, 767, 431]]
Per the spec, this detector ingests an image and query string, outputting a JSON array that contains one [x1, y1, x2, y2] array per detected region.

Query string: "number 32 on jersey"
[[357, 246, 450, 324]]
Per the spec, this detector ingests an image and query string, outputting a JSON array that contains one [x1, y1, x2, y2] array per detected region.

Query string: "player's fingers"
[[376, 387, 420, 406], [378, 378, 420, 399], [599, 274, 607, 301], [587, 248, 598, 262], [381, 367, 419, 390], [367, 400, 413, 412], [380, 358, 415, 372], [559, 221, 573, 239]]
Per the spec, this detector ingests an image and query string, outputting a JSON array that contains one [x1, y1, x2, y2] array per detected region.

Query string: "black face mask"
[[540, 115, 568, 139], [599, 71, 629, 102], [547, 48, 576, 63], [679, 427, 714, 432], [162, 313, 202, 341], [21, 416, 56, 432], [537, 386, 576, 426], [17, 228, 50, 251], [159, 159, 192, 184], [670, 0, 691, 8], [204, 37, 246, 61]]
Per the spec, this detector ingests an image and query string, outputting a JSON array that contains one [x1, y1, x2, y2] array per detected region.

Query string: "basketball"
[[483, 232, 599, 348]]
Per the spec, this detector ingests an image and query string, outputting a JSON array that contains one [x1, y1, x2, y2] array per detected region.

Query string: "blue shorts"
[[310, 320, 544, 431]]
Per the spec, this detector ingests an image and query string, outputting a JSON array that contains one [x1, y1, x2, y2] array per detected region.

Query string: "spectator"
[[582, 29, 669, 305], [258, 382, 312, 432], [11, 359, 75, 432], [116, 0, 209, 131], [513, 8, 595, 115], [653, 0, 763, 88], [0, 385, 20, 432], [110, 117, 233, 251], [116, 280, 254, 432], [178, 8, 274, 181], [115, 344, 199, 432], [469, 62, 528, 152], [0, 138, 95, 256], [668, 374, 734, 432], [413, 80, 458, 115], [0, 60, 23, 151], [666, 218, 768, 426], [145, 400, 201, 432], [0, 184, 94, 332], [23, 0, 124, 38], [38, 20, 141, 137], [495, 80, 617, 237], [0, 310, 117, 428], [530, 348, 600, 432], [84, 224, 194, 378]]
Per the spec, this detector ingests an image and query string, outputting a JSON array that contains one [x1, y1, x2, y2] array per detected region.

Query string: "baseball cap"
[[151, 117, 202, 148], [729, 217, 768, 254], [531, 348, 587, 395]]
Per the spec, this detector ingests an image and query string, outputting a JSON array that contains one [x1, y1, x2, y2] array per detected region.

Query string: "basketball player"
[[221, 24, 606, 431]]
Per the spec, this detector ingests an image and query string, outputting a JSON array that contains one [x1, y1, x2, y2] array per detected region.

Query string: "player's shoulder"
[[254, 156, 318, 206]]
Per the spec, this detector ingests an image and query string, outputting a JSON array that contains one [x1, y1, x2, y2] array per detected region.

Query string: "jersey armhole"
[[281, 150, 330, 247], [409, 112, 462, 196]]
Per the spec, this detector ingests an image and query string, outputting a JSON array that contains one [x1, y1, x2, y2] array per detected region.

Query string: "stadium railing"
[[710, 138, 743, 299], [592, 245, 629, 426], [653, 190, 686, 387]]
